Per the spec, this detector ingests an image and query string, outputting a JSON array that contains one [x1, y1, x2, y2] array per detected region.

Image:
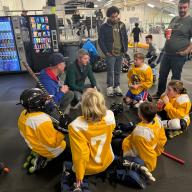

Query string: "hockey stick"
[[22, 62, 65, 118], [162, 151, 185, 165]]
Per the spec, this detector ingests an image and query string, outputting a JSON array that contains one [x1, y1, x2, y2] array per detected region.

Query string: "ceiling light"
[[97, 0, 102, 2], [94, 4, 98, 8], [147, 3, 155, 8], [104, 0, 113, 7]]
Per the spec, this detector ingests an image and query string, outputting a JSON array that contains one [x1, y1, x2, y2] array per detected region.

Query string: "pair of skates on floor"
[[61, 158, 156, 192], [23, 151, 49, 174]]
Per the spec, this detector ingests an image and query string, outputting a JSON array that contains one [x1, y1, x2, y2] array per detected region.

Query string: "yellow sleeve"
[[141, 67, 153, 89], [133, 136, 157, 172], [164, 102, 191, 119], [37, 121, 65, 148], [155, 127, 167, 156], [69, 125, 90, 180], [122, 135, 132, 154], [127, 68, 132, 87]]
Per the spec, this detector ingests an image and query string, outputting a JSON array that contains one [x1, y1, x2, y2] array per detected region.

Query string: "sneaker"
[[114, 86, 123, 96], [152, 93, 160, 99], [107, 87, 114, 97]]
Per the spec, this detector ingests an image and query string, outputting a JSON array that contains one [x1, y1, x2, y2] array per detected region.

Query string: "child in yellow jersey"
[[157, 80, 191, 137], [124, 53, 153, 106], [18, 88, 68, 172], [68, 88, 116, 188], [122, 102, 167, 172]]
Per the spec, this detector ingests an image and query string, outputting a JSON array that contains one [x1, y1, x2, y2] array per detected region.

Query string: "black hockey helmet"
[[18, 88, 48, 112]]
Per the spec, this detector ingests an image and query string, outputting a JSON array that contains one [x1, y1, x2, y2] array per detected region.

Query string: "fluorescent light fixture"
[[169, 13, 175, 17], [104, 0, 113, 7], [94, 4, 98, 8], [97, 0, 102, 2], [147, 3, 155, 8]]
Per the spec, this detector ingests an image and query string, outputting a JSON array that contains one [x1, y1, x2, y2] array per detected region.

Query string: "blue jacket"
[[39, 69, 64, 104], [99, 21, 128, 55]]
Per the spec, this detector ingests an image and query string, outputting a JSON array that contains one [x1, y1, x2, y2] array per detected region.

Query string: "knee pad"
[[168, 119, 187, 131]]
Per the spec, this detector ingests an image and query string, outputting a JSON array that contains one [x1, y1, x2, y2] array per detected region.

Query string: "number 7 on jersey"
[[91, 134, 107, 163]]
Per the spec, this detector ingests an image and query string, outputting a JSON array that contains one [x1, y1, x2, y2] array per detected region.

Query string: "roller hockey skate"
[[108, 157, 155, 189], [166, 130, 183, 139], [22, 151, 37, 169], [23, 152, 48, 173], [122, 159, 156, 183], [28, 155, 48, 174]]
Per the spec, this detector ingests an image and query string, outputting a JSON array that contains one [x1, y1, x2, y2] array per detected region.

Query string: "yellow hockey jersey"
[[161, 94, 191, 126], [18, 110, 66, 159], [68, 110, 116, 180], [122, 116, 167, 172], [127, 64, 153, 95]]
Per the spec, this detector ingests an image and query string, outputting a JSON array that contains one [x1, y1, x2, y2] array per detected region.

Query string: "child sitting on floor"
[[124, 53, 153, 107], [68, 88, 116, 190], [18, 88, 69, 173], [122, 101, 167, 172], [157, 80, 191, 138]]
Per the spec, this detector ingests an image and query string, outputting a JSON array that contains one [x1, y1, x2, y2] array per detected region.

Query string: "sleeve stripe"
[[133, 126, 154, 142], [26, 114, 51, 130]]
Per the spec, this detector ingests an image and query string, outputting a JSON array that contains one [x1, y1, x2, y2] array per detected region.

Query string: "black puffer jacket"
[[99, 20, 128, 55]]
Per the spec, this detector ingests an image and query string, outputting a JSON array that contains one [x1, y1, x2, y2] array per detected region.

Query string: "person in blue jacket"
[[39, 53, 74, 115]]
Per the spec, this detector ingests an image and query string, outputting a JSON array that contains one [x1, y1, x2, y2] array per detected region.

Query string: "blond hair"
[[168, 80, 187, 94], [81, 89, 107, 122]]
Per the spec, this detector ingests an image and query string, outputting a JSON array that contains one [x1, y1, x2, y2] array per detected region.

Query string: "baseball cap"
[[49, 53, 68, 67]]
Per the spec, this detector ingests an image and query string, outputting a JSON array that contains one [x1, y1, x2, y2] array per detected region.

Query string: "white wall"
[[0, 0, 46, 16], [22, 0, 46, 10], [119, 4, 173, 28]]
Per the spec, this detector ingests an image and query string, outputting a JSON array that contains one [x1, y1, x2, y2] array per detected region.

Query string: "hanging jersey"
[[127, 64, 153, 95], [122, 116, 167, 172], [68, 110, 116, 180], [161, 94, 191, 126], [18, 110, 66, 159]]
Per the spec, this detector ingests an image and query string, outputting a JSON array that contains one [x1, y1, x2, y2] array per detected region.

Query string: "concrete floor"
[[0, 61, 192, 192]]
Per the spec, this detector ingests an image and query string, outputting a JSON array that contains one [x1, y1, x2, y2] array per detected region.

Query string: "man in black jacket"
[[99, 6, 128, 97]]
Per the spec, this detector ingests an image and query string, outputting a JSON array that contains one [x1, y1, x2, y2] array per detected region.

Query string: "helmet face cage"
[[20, 88, 48, 112]]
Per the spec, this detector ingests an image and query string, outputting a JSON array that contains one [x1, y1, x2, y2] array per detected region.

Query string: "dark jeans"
[[157, 53, 186, 95], [106, 56, 122, 87]]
